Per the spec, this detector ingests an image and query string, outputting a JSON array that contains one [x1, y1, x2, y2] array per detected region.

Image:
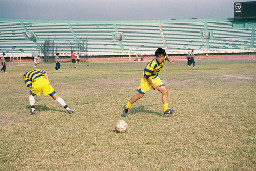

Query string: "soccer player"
[[1, 53, 7, 73], [187, 51, 191, 67], [55, 53, 60, 70], [76, 53, 80, 65], [70, 51, 76, 68], [122, 48, 175, 117], [34, 55, 39, 68], [24, 69, 75, 115], [190, 50, 195, 67]]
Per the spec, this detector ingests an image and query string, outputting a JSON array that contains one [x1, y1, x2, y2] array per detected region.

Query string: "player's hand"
[[169, 60, 174, 63]]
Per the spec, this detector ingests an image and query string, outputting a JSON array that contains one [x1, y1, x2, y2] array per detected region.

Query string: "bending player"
[[122, 48, 175, 117], [24, 69, 75, 115]]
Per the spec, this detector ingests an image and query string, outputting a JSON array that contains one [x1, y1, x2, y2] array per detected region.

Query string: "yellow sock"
[[125, 102, 132, 109], [163, 103, 168, 111]]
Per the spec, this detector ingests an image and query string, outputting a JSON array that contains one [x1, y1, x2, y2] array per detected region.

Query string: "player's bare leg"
[[158, 86, 175, 115], [158, 86, 168, 104], [129, 92, 144, 104], [122, 92, 144, 117]]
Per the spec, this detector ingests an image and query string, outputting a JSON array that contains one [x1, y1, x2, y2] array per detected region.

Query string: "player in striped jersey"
[[24, 69, 74, 115], [122, 48, 175, 117]]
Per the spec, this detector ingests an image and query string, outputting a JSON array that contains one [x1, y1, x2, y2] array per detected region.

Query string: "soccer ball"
[[115, 120, 128, 133]]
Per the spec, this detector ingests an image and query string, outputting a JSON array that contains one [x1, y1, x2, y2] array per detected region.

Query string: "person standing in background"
[[55, 53, 60, 70], [34, 55, 38, 68], [190, 50, 195, 67], [1, 53, 7, 73], [187, 51, 191, 67], [70, 51, 76, 68], [76, 53, 80, 66]]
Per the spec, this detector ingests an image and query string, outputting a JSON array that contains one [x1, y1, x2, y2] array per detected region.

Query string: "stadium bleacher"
[[0, 18, 255, 56]]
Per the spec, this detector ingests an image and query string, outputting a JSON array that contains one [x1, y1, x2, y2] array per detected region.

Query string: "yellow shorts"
[[30, 77, 55, 96], [137, 76, 164, 94]]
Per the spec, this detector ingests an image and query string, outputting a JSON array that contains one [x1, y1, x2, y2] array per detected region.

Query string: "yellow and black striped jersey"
[[143, 56, 168, 79], [24, 69, 46, 87]]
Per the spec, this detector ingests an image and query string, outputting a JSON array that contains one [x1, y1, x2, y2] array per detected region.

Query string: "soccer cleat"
[[122, 106, 129, 117], [30, 109, 36, 115], [164, 109, 175, 115], [67, 109, 75, 114]]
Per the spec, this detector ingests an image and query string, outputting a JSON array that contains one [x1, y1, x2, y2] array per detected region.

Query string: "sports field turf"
[[0, 60, 255, 170]]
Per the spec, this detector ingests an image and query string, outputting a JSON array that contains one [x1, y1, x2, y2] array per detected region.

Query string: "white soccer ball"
[[115, 120, 128, 133]]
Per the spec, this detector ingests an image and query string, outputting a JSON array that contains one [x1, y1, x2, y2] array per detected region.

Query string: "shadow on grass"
[[129, 106, 163, 116], [167, 68, 219, 71], [26, 105, 65, 113]]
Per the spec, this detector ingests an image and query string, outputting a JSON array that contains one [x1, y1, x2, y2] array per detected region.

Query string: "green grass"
[[1, 60, 256, 170]]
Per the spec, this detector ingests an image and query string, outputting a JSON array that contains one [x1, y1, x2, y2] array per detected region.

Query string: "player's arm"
[[166, 56, 174, 63], [147, 77, 159, 90], [144, 63, 159, 90], [44, 73, 50, 81]]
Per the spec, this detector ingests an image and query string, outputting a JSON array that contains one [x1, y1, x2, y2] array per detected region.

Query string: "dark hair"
[[155, 48, 166, 57], [3, 53, 5, 55], [56, 53, 59, 55]]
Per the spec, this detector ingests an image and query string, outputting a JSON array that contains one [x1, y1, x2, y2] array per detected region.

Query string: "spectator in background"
[[55, 53, 60, 70], [76, 53, 80, 66], [34, 55, 38, 68], [140, 54, 144, 61], [1, 53, 7, 73], [187, 51, 191, 67], [134, 54, 139, 61], [70, 51, 76, 68], [190, 50, 195, 67]]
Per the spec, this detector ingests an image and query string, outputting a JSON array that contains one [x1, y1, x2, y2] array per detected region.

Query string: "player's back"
[[24, 69, 46, 82]]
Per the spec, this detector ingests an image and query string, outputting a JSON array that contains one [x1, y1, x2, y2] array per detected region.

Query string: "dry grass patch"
[[1, 60, 256, 170]]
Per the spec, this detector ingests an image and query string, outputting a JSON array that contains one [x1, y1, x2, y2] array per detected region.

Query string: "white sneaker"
[[30, 108, 36, 115]]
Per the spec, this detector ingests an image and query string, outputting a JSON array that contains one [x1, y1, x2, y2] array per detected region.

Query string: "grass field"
[[0, 60, 256, 170]]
